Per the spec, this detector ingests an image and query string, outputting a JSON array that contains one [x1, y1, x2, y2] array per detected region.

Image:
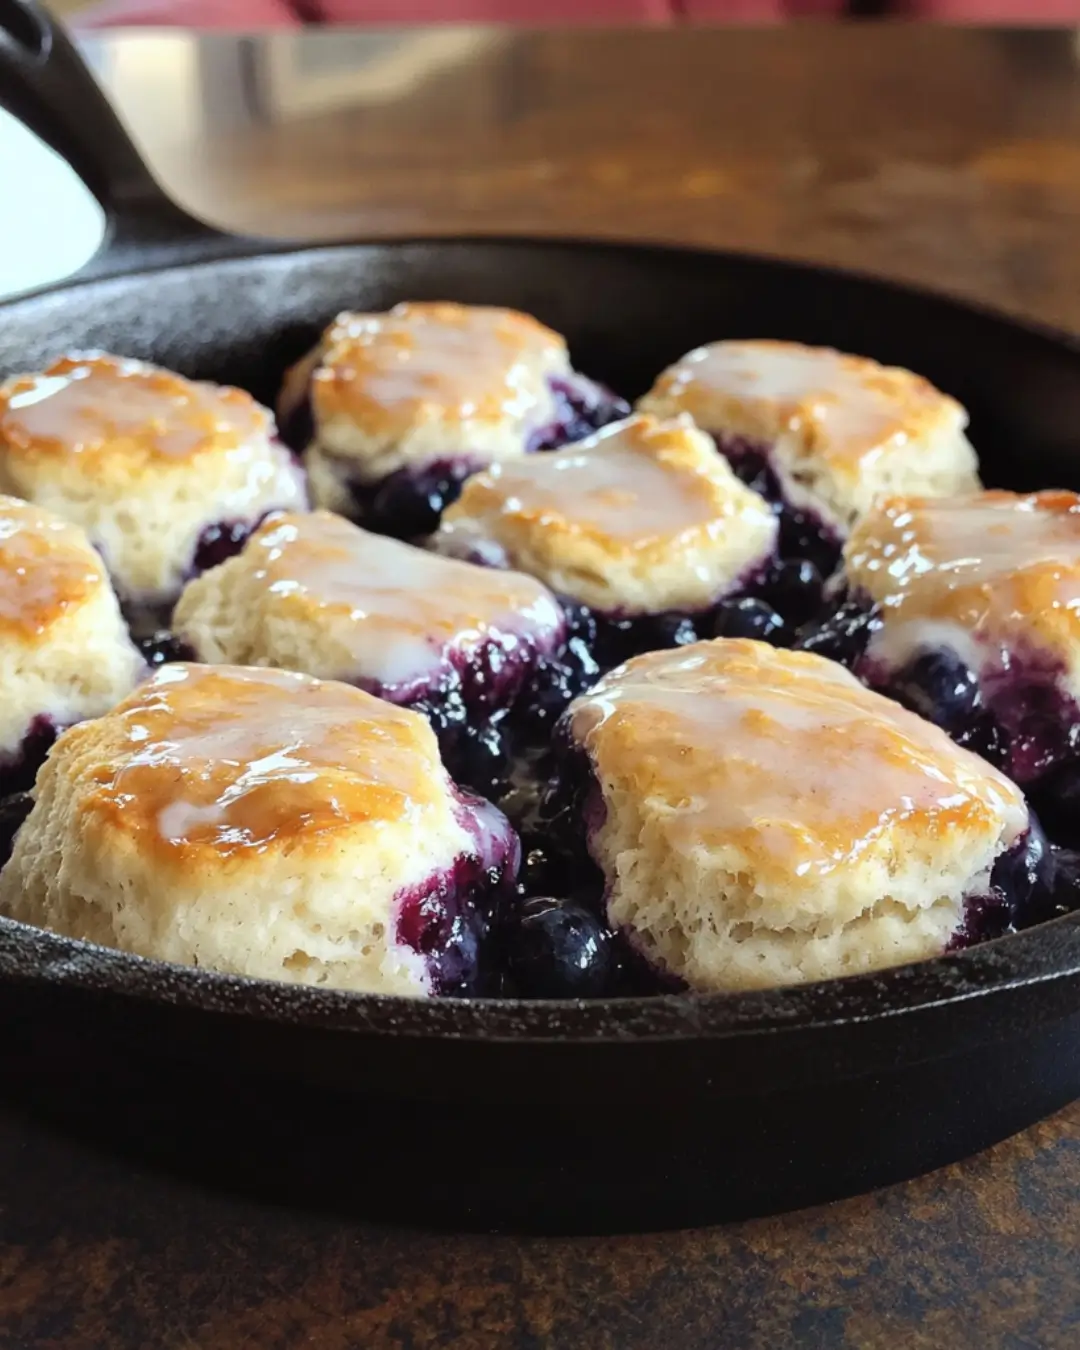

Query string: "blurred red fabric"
[[72, 0, 1080, 30], [899, 0, 1080, 16], [74, 0, 833, 27], [306, 0, 673, 21]]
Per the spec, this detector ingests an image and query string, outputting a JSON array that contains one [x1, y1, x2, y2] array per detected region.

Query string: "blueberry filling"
[[394, 794, 519, 996], [525, 375, 630, 452], [191, 518, 262, 574], [794, 589, 883, 669], [503, 739, 686, 997], [138, 631, 196, 668], [890, 649, 981, 730], [0, 716, 59, 798], [711, 596, 792, 646], [951, 818, 1079, 947], [346, 458, 482, 541], [543, 568, 805, 676], [720, 438, 844, 577], [807, 590, 1080, 806]]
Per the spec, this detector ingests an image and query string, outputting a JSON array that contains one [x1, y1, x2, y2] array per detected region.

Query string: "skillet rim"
[[4, 232, 1080, 1043]]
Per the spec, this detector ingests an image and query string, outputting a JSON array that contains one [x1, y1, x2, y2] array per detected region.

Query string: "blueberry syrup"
[[718, 436, 844, 577]]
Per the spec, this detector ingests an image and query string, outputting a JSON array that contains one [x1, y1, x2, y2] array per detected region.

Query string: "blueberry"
[[954, 713, 1009, 771], [192, 520, 253, 573], [0, 792, 32, 869], [712, 597, 790, 646], [443, 719, 511, 801], [778, 507, 842, 576], [757, 558, 824, 626], [138, 630, 194, 667], [517, 846, 568, 897], [727, 450, 778, 500], [519, 659, 576, 734], [796, 598, 881, 668], [1029, 761, 1080, 848], [647, 614, 699, 649], [892, 650, 980, 730], [505, 896, 614, 998], [991, 816, 1056, 926], [278, 392, 313, 453], [563, 636, 601, 688], [368, 461, 471, 537], [543, 377, 631, 446], [1046, 847, 1080, 923], [558, 598, 599, 649]]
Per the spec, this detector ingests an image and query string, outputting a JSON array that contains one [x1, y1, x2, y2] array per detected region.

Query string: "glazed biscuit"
[[638, 340, 980, 538], [0, 352, 308, 616], [0, 664, 518, 997], [0, 495, 144, 764], [173, 510, 564, 706], [565, 639, 1027, 991], [436, 413, 778, 615]]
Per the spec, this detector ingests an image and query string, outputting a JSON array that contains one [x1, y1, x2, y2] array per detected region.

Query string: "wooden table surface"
[[5, 21, 1080, 1349]]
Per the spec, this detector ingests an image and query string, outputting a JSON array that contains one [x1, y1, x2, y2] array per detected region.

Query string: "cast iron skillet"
[[4, 0, 1080, 1233]]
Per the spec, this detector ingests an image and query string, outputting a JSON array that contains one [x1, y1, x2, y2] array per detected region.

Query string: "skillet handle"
[[0, 0, 232, 278]]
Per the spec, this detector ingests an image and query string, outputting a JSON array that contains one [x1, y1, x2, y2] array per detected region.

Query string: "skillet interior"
[[6, 238, 1080, 1226]]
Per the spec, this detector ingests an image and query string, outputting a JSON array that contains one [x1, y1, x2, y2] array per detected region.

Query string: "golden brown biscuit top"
[[0, 495, 105, 638], [0, 353, 269, 465], [442, 414, 773, 557], [243, 511, 562, 683], [308, 302, 567, 434], [645, 340, 964, 480], [845, 490, 1080, 651], [74, 663, 452, 860], [569, 639, 1025, 884]]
